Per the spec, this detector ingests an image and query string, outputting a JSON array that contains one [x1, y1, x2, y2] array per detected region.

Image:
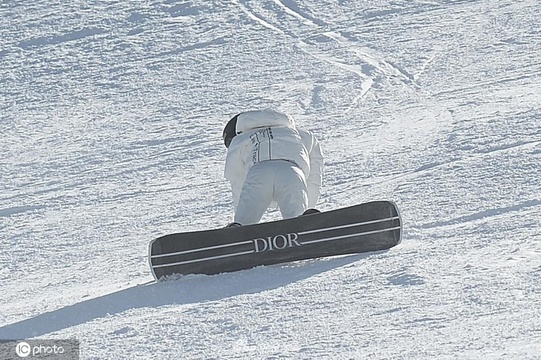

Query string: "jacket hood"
[[236, 109, 295, 134]]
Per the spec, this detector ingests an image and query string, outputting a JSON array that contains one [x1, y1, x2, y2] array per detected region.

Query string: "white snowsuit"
[[224, 109, 323, 225]]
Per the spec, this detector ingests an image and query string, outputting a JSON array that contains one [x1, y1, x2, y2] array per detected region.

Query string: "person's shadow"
[[0, 253, 376, 339]]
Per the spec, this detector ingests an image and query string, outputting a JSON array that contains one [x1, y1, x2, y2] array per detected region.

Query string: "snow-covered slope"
[[1, 0, 540, 358]]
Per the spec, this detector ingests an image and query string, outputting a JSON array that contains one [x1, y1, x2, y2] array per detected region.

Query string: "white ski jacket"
[[224, 109, 323, 209]]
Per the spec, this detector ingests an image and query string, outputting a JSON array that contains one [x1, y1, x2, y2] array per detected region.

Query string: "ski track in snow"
[[1, 0, 541, 359]]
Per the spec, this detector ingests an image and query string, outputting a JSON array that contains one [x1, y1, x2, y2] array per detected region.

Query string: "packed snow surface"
[[1, 0, 540, 359]]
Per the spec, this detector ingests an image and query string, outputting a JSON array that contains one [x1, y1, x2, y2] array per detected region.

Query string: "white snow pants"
[[234, 160, 308, 225]]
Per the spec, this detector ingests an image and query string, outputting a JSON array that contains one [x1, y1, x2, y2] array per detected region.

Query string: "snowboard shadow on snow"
[[0, 252, 382, 339]]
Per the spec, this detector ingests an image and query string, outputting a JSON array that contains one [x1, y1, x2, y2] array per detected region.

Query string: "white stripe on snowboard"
[[151, 240, 253, 259], [152, 250, 255, 268], [298, 216, 400, 236], [299, 226, 402, 245]]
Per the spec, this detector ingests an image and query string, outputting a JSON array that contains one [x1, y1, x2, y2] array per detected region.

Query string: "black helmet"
[[223, 114, 239, 148]]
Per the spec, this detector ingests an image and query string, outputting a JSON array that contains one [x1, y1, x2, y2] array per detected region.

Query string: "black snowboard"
[[149, 201, 402, 279]]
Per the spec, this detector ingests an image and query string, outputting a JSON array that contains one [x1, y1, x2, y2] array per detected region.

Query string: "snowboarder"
[[223, 108, 324, 226]]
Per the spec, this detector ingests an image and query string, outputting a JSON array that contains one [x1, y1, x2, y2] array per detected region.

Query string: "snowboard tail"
[[149, 201, 402, 279]]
